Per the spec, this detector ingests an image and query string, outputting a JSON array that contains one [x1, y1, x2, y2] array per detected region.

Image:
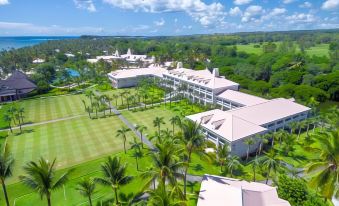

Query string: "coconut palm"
[[257, 133, 270, 155], [3, 113, 12, 133], [216, 143, 230, 172], [19, 158, 72, 206], [142, 141, 185, 191], [305, 130, 339, 201], [129, 137, 143, 171], [153, 117, 165, 134], [85, 90, 94, 107], [180, 120, 206, 197], [249, 156, 260, 182], [169, 116, 180, 136], [244, 138, 255, 162], [289, 121, 299, 135], [116, 126, 131, 154], [297, 121, 306, 141], [260, 150, 281, 184], [135, 124, 147, 148], [147, 182, 185, 206], [226, 155, 241, 177], [0, 143, 14, 206], [76, 178, 96, 206], [112, 94, 119, 107], [95, 156, 133, 205]]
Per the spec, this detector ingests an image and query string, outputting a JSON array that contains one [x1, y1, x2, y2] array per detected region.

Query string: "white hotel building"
[[107, 64, 310, 157]]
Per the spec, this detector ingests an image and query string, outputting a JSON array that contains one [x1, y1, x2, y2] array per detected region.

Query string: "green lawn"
[[6, 115, 132, 184], [304, 44, 330, 57]]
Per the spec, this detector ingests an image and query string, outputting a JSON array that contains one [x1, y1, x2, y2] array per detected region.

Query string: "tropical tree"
[[257, 133, 270, 155], [244, 138, 255, 162], [19, 158, 72, 206], [85, 90, 94, 107], [0, 143, 14, 206], [116, 126, 131, 154], [180, 120, 206, 197], [112, 94, 119, 107], [249, 156, 260, 182], [260, 150, 281, 184], [226, 155, 241, 177], [216, 143, 229, 172], [129, 137, 143, 171], [147, 182, 185, 206], [135, 124, 147, 148], [3, 113, 12, 133], [95, 156, 133, 205], [169, 116, 180, 136], [305, 130, 339, 201], [76, 178, 96, 206], [153, 117, 165, 134]]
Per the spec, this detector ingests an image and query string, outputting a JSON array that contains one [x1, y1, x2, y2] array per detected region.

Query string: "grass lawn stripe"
[[81, 118, 106, 156]]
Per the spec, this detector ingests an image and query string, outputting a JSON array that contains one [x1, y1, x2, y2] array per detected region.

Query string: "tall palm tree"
[[19, 158, 72, 206], [153, 117, 165, 134], [227, 156, 241, 177], [129, 137, 143, 171], [76, 178, 96, 206], [216, 143, 229, 172], [3, 114, 12, 133], [306, 130, 339, 201], [135, 124, 147, 148], [169, 116, 180, 136], [112, 94, 119, 107], [116, 126, 131, 154], [180, 120, 206, 197], [85, 90, 94, 107], [257, 133, 269, 155], [260, 150, 281, 184], [95, 156, 133, 205], [289, 121, 299, 135], [244, 138, 255, 162], [249, 156, 260, 182], [0, 143, 14, 206], [147, 182, 185, 206], [142, 141, 184, 191]]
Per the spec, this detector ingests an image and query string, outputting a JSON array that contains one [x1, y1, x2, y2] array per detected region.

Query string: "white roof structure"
[[186, 98, 310, 142], [228, 98, 310, 125], [32, 58, 45, 64], [198, 175, 290, 206], [217, 90, 268, 106], [187, 109, 267, 141], [166, 68, 239, 90], [108, 66, 167, 79]]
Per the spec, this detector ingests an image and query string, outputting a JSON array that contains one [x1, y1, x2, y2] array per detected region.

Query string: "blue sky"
[[0, 0, 338, 36]]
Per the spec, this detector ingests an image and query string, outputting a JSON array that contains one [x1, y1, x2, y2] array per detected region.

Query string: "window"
[[277, 120, 283, 124], [293, 115, 299, 119], [285, 118, 291, 121], [268, 123, 275, 128]]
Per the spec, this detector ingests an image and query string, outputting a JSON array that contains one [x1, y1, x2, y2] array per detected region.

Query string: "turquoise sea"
[[0, 36, 78, 50]]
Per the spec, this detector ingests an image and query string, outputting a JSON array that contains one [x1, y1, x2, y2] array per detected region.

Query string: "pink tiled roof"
[[217, 90, 268, 106], [108, 67, 167, 79]]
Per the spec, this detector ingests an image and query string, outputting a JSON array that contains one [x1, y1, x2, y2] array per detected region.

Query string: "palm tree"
[[112, 94, 119, 107], [226, 156, 241, 177], [153, 117, 165, 134], [289, 121, 299, 135], [260, 150, 281, 184], [306, 130, 339, 201], [244, 138, 255, 162], [297, 121, 306, 141], [135, 124, 147, 148], [129, 137, 143, 171], [147, 182, 185, 206], [19, 158, 72, 206], [169, 116, 180, 136], [95, 156, 133, 205], [3, 113, 12, 133], [249, 156, 260, 182], [0, 143, 14, 206], [85, 90, 94, 107], [257, 133, 269, 155], [180, 120, 206, 197], [116, 126, 131, 154], [76, 178, 96, 206], [216, 143, 229, 172], [142, 141, 184, 191]]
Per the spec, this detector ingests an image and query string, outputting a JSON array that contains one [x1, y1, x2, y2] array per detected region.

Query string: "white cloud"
[[322, 0, 339, 10], [241, 5, 263, 22], [282, 0, 295, 4], [229, 7, 242, 16], [154, 18, 165, 26], [260, 8, 286, 21], [286, 13, 316, 23], [0, 0, 9, 5], [74, 0, 96, 12], [0, 21, 103, 35], [233, 0, 251, 5], [102, 0, 226, 27], [299, 1, 312, 8]]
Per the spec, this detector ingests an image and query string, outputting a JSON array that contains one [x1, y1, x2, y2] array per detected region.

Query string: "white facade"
[[187, 98, 310, 157]]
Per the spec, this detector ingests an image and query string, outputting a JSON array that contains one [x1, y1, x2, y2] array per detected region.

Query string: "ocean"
[[0, 36, 78, 50]]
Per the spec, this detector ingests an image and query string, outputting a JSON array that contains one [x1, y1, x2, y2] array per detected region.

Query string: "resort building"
[[0, 70, 37, 102], [108, 65, 167, 88], [198, 174, 290, 206], [186, 98, 310, 156]]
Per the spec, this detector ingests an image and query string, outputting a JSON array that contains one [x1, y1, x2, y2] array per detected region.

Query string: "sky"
[[0, 0, 338, 36]]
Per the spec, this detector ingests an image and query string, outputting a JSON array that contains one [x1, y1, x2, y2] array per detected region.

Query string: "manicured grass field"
[[6, 115, 133, 184], [304, 44, 330, 57], [20, 94, 87, 124]]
